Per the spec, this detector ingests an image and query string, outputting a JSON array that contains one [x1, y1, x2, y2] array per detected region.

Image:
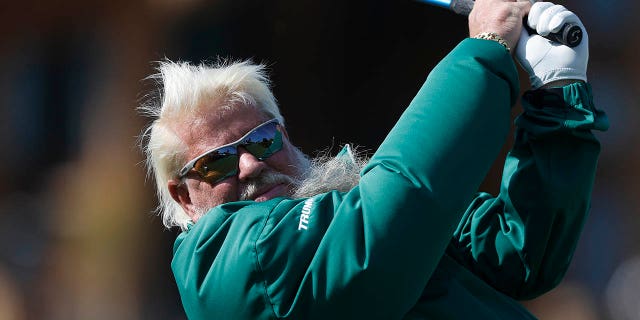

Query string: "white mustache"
[[239, 171, 296, 201]]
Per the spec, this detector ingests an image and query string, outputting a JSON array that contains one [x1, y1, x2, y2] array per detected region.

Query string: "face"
[[168, 105, 308, 222]]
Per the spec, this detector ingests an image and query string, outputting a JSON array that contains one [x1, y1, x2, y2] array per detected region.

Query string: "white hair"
[[293, 145, 366, 198], [139, 59, 284, 230]]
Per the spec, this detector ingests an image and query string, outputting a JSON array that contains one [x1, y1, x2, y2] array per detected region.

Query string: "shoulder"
[[170, 193, 348, 318], [172, 192, 347, 256], [173, 198, 294, 252]]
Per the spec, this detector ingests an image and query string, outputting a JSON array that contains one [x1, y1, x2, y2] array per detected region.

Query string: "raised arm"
[[446, 3, 609, 299]]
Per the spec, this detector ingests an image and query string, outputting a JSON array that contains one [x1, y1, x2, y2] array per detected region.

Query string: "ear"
[[168, 179, 195, 218]]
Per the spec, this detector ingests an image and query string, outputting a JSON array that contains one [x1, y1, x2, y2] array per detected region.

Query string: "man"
[[140, 0, 608, 318]]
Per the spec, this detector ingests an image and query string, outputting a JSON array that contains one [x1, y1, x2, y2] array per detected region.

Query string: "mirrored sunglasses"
[[178, 119, 283, 184]]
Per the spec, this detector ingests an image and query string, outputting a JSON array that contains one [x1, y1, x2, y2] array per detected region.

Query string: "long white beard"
[[292, 146, 366, 198], [238, 145, 366, 201]]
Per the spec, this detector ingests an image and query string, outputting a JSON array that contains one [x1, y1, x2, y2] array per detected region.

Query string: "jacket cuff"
[[517, 82, 609, 135]]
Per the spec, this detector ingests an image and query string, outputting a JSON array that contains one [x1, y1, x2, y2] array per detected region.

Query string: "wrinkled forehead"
[[175, 104, 272, 159]]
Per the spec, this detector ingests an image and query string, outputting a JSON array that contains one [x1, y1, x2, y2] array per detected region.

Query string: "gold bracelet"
[[473, 32, 510, 52]]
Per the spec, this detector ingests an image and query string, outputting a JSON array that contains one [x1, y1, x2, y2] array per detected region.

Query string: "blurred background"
[[0, 0, 637, 319]]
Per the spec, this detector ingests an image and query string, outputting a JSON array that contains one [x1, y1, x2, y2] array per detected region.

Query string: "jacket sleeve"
[[446, 82, 609, 300], [172, 39, 520, 320], [254, 39, 520, 319]]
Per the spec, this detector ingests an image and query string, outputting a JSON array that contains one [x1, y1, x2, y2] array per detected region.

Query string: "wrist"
[[541, 79, 585, 89], [529, 69, 588, 89], [473, 32, 511, 53]]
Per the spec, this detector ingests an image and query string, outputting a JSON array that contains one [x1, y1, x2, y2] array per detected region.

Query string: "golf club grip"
[[450, 0, 583, 47]]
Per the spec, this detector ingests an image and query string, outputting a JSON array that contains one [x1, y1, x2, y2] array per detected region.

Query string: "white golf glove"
[[516, 2, 589, 89]]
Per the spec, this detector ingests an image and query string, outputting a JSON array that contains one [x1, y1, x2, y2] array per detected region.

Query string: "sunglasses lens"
[[183, 120, 283, 184], [193, 147, 239, 183], [243, 122, 283, 160]]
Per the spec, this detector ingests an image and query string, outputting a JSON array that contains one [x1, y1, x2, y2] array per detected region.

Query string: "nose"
[[237, 147, 268, 181]]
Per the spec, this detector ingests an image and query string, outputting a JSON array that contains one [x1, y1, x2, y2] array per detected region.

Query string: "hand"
[[469, 0, 532, 51], [516, 2, 589, 89]]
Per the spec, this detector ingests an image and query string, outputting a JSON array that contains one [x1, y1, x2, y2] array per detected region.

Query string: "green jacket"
[[172, 39, 608, 319]]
